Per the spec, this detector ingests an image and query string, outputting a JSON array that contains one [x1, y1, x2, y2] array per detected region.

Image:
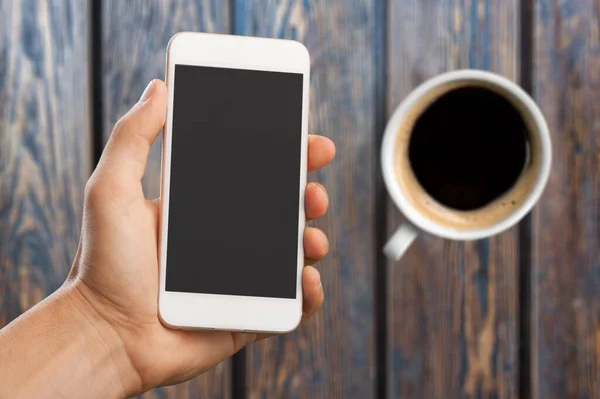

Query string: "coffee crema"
[[394, 82, 542, 230]]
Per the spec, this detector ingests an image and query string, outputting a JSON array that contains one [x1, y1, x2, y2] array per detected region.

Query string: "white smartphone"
[[158, 32, 309, 333]]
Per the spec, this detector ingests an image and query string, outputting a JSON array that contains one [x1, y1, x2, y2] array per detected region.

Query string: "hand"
[[65, 79, 336, 395]]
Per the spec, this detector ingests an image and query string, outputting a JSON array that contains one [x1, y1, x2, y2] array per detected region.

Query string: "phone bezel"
[[158, 32, 309, 333]]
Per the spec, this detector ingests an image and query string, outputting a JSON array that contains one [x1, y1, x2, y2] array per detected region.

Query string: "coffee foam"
[[393, 81, 542, 230]]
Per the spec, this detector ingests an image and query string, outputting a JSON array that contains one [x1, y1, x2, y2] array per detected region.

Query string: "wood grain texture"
[[386, 1, 521, 397], [0, 0, 90, 326], [532, 0, 600, 397], [235, 1, 377, 397], [101, 1, 231, 398]]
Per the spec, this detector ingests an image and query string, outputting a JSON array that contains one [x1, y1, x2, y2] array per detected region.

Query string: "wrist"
[[60, 282, 143, 397]]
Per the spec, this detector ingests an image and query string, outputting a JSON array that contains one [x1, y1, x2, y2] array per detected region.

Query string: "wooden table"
[[1, 1, 598, 398]]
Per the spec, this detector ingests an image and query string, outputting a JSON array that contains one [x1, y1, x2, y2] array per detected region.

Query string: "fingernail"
[[312, 182, 328, 201], [315, 271, 322, 289], [139, 80, 155, 102], [318, 229, 329, 254]]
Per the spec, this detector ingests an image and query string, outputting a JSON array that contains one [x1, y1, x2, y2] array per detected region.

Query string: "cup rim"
[[381, 69, 552, 240]]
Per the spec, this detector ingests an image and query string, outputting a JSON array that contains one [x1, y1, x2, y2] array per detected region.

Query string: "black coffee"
[[408, 87, 529, 210]]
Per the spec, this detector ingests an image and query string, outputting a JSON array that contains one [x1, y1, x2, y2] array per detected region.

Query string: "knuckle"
[[111, 116, 129, 136], [84, 176, 109, 204], [84, 175, 121, 208], [112, 116, 143, 145], [110, 116, 149, 163]]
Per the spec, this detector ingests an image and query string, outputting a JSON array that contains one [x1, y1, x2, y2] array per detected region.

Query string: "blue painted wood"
[[386, 1, 520, 397], [532, 0, 600, 397], [2, 0, 597, 397], [101, 1, 231, 398], [0, 0, 90, 326], [234, 1, 377, 398]]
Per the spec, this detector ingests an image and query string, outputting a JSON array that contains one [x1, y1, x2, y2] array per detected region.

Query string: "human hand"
[[64, 79, 335, 396]]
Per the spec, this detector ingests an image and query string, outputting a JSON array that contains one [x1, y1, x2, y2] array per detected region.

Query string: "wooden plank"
[[101, 1, 231, 398], [531, 0, 600, 397], [234, 1, 377, 397], [0, 0, 90, 325], [386, 1, 520, 397]]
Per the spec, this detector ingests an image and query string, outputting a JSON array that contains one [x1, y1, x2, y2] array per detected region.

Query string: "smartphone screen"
[[165, 65, 304, 299]]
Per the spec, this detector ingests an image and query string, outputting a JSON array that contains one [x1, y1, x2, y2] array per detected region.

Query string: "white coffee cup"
[[382, 70, 552, 260]]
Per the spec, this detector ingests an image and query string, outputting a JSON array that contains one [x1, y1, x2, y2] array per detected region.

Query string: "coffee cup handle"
[[383, 222, 419, 261]]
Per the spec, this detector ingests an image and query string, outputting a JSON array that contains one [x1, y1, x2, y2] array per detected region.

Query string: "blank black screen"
[[165, 65, 303, 299]]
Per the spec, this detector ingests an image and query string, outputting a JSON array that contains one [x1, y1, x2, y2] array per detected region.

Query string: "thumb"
[[97, 79, 167, 184]]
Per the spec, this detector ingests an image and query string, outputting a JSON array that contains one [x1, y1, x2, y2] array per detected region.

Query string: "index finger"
[[308, 135, 336, 171]]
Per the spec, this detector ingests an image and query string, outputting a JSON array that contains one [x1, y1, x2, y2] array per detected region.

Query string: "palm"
[[78, 188, 160, 326]]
